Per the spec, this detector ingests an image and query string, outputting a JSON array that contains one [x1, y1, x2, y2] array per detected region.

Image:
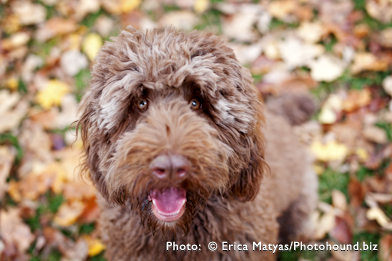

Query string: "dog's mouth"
[[148, 187, 187, 222]]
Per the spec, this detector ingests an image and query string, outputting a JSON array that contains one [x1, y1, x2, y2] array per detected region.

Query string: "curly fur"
[[77, 26, 317, 260]]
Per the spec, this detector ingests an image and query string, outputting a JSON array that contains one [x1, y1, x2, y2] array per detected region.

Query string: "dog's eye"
[[138, 99, 148, 110], [190, 98, 202, 110]]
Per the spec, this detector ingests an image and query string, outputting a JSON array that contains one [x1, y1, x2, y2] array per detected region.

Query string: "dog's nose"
[[150, 154, 190, 180]]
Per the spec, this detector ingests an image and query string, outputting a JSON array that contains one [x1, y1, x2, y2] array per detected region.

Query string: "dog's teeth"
[[152, 199, 156, 206]]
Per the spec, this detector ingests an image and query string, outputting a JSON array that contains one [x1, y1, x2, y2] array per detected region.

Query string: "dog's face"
[[78, 27, 267, 235]]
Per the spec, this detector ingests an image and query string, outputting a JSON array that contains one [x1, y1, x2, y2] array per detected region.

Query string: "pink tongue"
[[151, 187, 186, 214]]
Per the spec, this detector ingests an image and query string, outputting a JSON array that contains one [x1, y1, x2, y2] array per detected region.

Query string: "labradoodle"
[[77, 26, 318, 260]]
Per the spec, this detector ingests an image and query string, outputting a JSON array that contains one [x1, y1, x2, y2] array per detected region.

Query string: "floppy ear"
[[76, 89, 111, 202], [229, 101, 269, 201]]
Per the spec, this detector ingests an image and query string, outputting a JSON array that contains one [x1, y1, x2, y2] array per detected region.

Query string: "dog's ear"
[[76, 89, 111, 202], [230, 107, 269, 202]]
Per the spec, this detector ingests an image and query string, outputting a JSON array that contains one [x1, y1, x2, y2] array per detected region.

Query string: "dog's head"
[[77, 27, 268, 235]]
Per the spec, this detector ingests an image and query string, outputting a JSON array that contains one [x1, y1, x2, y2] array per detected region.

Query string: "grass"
[[75, 68, 92, 102], [353, 232, 381, 261], [0, 133, 24, 164], [194, 8, 223, 33], [318, 168, 350, 204]]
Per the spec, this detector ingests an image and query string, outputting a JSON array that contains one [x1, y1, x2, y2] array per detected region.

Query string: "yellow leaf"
[[121, 0, 141, 13], [83, 33, 103, 61], [83, 235, 106, 257], [36, 80, 69, 110], [367, 207, 390, 227], [355, 147, 369, 162], [194, 0, 209, 14], [313, 164, 325, 175], [311, 140, 348, 162], [54, 200, 85, 227], [6, 77, 18, 91]]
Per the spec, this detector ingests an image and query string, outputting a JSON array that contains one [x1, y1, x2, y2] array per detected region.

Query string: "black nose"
[[150, 154, 190, 180]]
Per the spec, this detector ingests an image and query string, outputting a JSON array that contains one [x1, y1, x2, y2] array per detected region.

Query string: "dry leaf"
[[348, 178, 366, 208], [82, 33, 103, 61], [329, 215, 353, 244], [296, 21, 324, 43], [314, 209, 336, 240], [222, 10, 258, 42], [0, 146, 16, 200], [342, 89, 372, 112], [83, 235, 106, 257], [194, 0, 209, 14], [11, 1, 46, 25], [383, 76, 392, 96], [309, 55, 345, 82], [1, 32, 30, 51], [332, 190, 347, 211], [159, 11, 199, 31], [60, 50, 88, 76], [366, 207, 390, 227], [311, 140, 348, 162], [379, 234, 392, 261], [0, 208, 35, 254], [366, 0, 392, 23], [36, 18, 77, 42], [54, 200, 86, 227], [278, 37, 325, 69], [0, 90, 28, 133], [36, 80, 69, 110], [363, 126, 388, 144], [350, 53, 389, 74], [268, 0, 297, 21]]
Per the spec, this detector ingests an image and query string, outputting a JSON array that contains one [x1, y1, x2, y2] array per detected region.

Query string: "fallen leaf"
[[82, 33, 103, 61], [94, 16, 115, 37], [0, 146, 16, 200], [309, 55, 346, 82], [311, 140, 349, 162], [350, 52, 389, 74], [366, 207, 390, 227], [378, 28, 392, 48], [383, 76, 392, 96], [348, 178, 366, 208], [329, 215, 353, 244], [278, 37, 325, 69], [54, 200, 86, 227], [159, 11, 199, 31], [36, 80, 69, 110], [296, 21, 324, 43], [318, 94, 343, 124], [363, 126, 388, 144], [314, 209, 336, 240], [332, 190, 347, 211], [342, 89, 372, 112], [366, 0, 392, 23], [0, 208, 35, 254], [83, 235, 106, 257], [1, 32, 30, 51], [0, 90, 28, 133], [11, 1, 46, 25], [268, 0, 297, 22], [379, 234, 392, 261], [194, 0, 209, 14], [60, 50, 88, 76], [35, 18, 78, 42], [222, 9, 259, 42]]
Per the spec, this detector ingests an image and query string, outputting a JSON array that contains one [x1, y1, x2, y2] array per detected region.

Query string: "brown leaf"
[[348, 178, 366, 208], [329, 214, 353, 244], [0, 208, 35, 255], [35, 18, 77, 42], [379, 234, 392, 261], [0, 146, 15, 200]]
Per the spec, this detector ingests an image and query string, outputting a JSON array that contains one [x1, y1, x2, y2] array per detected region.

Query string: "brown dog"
[[77, 26, 318, 260]]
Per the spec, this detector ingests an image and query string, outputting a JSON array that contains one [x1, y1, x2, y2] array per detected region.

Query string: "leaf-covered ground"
[[1, 0, 392, 260]]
